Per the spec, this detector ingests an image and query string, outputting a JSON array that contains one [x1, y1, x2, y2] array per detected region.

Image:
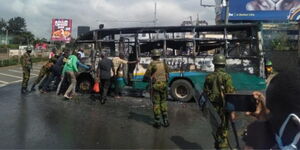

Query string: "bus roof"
[[76, 23, 260, 43]]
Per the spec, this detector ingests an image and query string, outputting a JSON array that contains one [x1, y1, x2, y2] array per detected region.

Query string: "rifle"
[[230, 116, 240, 149], [163, 59, 169, 100], [220, 86, 240, 149], [149, 77, 153, 104]]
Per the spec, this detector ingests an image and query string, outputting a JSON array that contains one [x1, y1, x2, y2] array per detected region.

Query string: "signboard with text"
[[51, 19, 72, 42], [222, 0, 300, 21]]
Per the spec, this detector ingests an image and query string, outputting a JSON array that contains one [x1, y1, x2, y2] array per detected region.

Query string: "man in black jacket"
[[42, 50, 70, 93], [97, 52, 114, 104]]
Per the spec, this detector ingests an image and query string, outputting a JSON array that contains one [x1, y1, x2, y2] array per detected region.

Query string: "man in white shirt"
[[78, 48, 85, 58]]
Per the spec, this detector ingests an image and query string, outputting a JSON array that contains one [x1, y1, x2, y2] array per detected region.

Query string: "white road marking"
[[10, 80, 22, 84], [8, 69, 23, 73], [0, 80, 9, 84], [0, 73, 23, 79], [32, 69, 40, 72], [33, 67, 42, 70], [0, 84, 6, 88], [14, 68, 39, 73], [8, 69, 38, 76]]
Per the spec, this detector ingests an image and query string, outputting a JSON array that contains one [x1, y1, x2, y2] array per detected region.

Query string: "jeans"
[[113, 76, 121, 96], [42, 71, 61, 91]]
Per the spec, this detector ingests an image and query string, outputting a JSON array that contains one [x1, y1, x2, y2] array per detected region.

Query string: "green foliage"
[[0, 17, 36, 45], [0, 58, 19, 67], [0, 44, 19, 49], [15, 31, 35, 45], [7, 17, 26, 34], [0, 18, 7, 33], [0, 56, 48, 67], [271, 32, 290, 51]]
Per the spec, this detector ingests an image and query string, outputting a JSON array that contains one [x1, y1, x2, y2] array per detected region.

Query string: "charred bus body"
[[76, 23, 266, 102]]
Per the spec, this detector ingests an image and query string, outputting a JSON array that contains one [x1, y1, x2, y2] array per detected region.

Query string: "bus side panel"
[[169, 71, 266, 93], [230, 72, 266, 91], [169, 72, 208, 92]]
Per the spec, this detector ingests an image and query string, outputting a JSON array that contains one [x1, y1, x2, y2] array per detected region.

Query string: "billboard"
[[222, 0, 300, 21], [51, 19, 72, 42]]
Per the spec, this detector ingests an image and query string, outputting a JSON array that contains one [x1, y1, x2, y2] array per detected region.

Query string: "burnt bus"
[[75, 23, 267, 102]]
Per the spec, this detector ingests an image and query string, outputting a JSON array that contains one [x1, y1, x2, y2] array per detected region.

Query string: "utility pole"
[[190, 16, 193, 25], [224, 0, 229, 25], [154, 1, 158, 26], [224, 0, 230, 55]]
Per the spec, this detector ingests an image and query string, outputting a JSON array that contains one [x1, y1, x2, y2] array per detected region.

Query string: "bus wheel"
[[77, 78, 93, 94], [170, 79, 193, 102]]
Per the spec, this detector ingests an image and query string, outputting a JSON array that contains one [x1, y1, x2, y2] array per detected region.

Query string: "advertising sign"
[[222, 0, 300, 21], [51, 19, 72, 42]]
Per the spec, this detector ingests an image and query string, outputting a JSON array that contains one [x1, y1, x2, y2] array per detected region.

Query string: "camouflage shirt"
[[143, 60, 169, 83], [21, 52, 32, 69], [203, 68, 235, 105], [43, 56, 57, 70]]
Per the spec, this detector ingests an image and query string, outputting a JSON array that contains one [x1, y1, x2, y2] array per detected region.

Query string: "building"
[[77, 26, 90, 38]]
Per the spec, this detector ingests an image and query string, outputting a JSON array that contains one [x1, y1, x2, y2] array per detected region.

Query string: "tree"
[[12, 31, 34, 45], [7, 17, 26, 34], [0, 18, 7, 33]]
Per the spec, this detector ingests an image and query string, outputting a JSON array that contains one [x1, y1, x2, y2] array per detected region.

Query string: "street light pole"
[[5, 29, 8, 45], [224, 0, 229, 25], [224, 0, 229, 55]]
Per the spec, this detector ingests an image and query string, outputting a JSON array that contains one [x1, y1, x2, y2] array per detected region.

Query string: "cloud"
[[0, 0, 215, 39]]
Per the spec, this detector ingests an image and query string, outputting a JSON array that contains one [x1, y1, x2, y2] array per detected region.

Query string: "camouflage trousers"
[[151, 81, 168, 123], [34, 66, 49, 85], [22, 67, 31, 88], [212, 103, 230, 149]]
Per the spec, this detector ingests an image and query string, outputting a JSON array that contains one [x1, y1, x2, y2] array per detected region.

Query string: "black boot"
[[31, 84, 36, 91], [21, 87, 25, 94], [162, 115, 170, 127], [153, 122, 161, 129], [153, 116, 161, 129], [162, 119, 170, 127], [21, 87, 28, 94], [100, 98, 106, 104]]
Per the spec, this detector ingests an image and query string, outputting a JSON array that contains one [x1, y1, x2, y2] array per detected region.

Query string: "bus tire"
[[76, 73, 94, 94], [170, 79, 194, 102]]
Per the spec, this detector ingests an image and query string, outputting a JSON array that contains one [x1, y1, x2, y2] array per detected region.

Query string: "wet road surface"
[[0, 63, 43, 87], [0, 82, 251, 149]]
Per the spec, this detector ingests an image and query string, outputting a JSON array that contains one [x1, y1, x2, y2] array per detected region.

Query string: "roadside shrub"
[[0, 56, 48, 67]]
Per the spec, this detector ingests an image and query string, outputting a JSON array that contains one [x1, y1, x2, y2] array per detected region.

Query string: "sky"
[[0, 0, 216, 39]]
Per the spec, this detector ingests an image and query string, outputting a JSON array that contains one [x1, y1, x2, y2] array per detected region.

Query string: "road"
[[0, 64, 251, 149], [0, 63, 43, 88]]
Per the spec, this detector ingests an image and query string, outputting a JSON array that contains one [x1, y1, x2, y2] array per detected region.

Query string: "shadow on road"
[[128, 111, 153, 126], [170, 136, 202, 149]]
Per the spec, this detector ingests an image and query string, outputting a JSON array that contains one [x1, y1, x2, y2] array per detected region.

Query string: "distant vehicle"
[[76, 23, 267, 102]]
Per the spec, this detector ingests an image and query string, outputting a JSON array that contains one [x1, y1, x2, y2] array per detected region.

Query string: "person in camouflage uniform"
[[203, 54, 235, 149], [30, 56, 57, 91], [21, 47, 33, 94], [265, 60, 277, 86], [143, 49, 170, 129]]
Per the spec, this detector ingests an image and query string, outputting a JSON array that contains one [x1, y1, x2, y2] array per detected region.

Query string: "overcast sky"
[[0, 0, 216, 39]]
